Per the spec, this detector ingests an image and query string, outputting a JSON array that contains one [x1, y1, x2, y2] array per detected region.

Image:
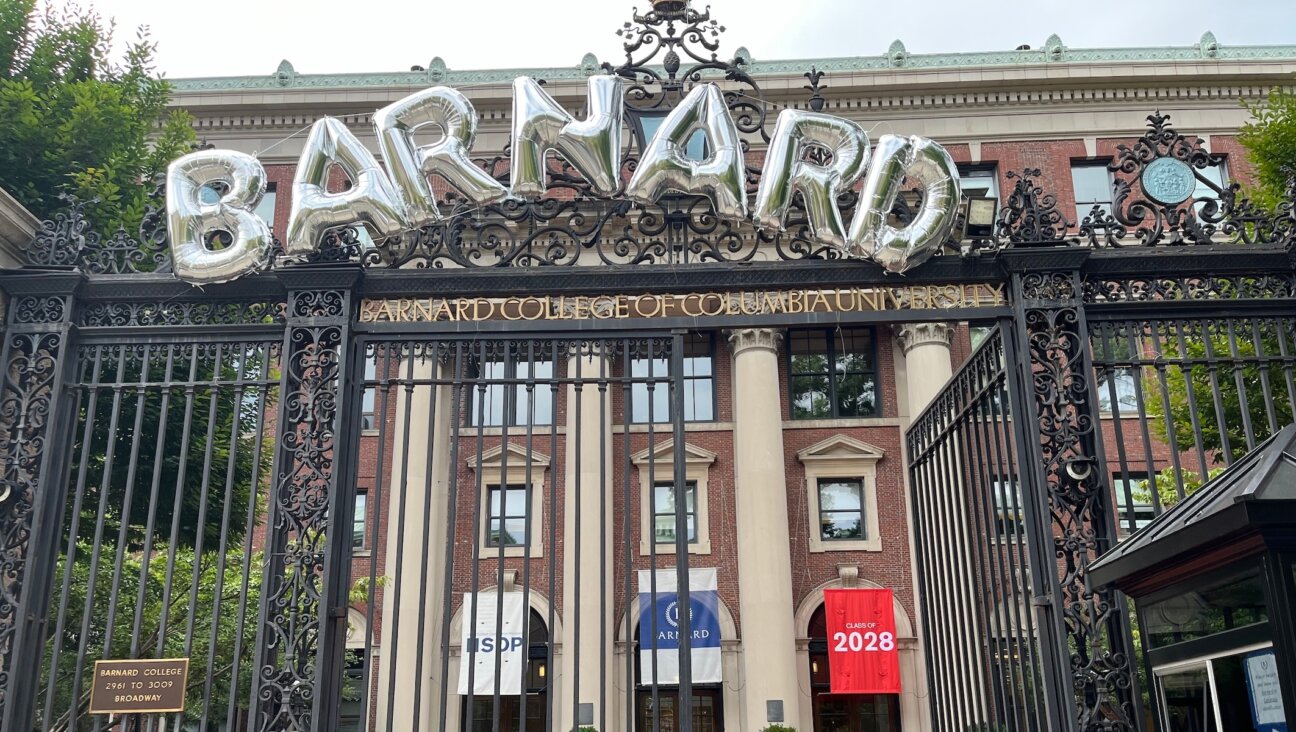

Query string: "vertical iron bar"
[[438, 342, 468, 732], [671, 331, 693, 732]]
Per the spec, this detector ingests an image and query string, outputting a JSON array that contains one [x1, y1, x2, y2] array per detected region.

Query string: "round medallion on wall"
[[1140, 157, 1198, 206]]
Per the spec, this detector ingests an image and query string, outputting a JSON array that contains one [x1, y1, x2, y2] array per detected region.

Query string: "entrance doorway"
[[808, 605, 901, 732], [632, 626, 724, 732], [462, 610, 551, 731]]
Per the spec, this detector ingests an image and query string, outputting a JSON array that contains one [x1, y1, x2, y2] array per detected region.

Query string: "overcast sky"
[[84, 0, 1296, 79]]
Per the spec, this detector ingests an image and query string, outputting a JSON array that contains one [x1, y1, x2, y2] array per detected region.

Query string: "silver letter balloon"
[[753, 110, 870, 251], [511, 75, 625, 197], [285, 117, 409, 255], [375, 86, 509, 224], [847, 135, 961, 274], [625, 83, 748, 222], [166, 150, 273, 285]]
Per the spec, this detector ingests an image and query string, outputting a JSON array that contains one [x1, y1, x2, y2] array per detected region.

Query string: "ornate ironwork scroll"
[[251, 269, 359, 732], [0, 279, 79, 730], [995, 168, 1072, 246], [1007, 252, 1139, 732]]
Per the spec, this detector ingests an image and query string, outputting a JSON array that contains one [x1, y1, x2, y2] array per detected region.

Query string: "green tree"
[[0, 0, 194, 237], [1142, 325, 1294, 465], [1239, 86, 1296, 210]]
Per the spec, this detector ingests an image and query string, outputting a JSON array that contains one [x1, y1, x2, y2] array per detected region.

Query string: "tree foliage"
[[1142, 325, 1294, 465], [0, 0, 194, 236], [1239, 86, 1296, 210]]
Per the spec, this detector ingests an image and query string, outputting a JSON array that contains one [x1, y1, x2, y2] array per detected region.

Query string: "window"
[[635, 441, 715, 555], [633, 623, 724, 732], [652, 480, 697, 545], [789, 328, 878, 420], [200, 183, 277, 228], [959, 165, 999, 201], [799, 435, 884, 553], [1112, 472, 1155, 535], [255, 186, 277, 227], [352, 492, 368, 551], [468, 355, 554, 427], [486, 485, 529, 548], [1071, 162, 1115, 223], [630, 332, 715, 423], [992, 477, 1024, 539], [1192, 160, 1228, 217], [817, 478, 864, 541], [361, 355, 378, 430], [637, 112, 707, 161], [1093, 333, 1139, 414]]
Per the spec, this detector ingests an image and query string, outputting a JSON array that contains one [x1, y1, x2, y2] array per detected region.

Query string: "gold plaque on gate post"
[[88, 658, 190, 715]]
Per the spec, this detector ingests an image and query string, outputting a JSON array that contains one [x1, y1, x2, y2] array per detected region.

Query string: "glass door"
[[1156, 665, 1216, 732]]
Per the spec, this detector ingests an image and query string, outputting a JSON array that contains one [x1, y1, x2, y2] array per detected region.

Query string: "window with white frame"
[[486, 484, 529, 548], [468, 443, 548, 558], [1112, 472, 1155, 536], [1071, 161, 1115, 223], [816, 478, 865, 541], [797, 435, 885, 553], [651, 480, 698, 545], [992, 477, 1025, 540], [633, 440, 715, 556]]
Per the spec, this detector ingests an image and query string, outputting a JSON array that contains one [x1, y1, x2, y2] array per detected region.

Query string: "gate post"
[[252, 265, 363, 732], [1003, 250, 1141, 732], [0, 274, 82, 730]]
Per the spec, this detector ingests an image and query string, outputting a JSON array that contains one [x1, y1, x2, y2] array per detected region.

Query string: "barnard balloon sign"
[[166, 76, 961, 284]]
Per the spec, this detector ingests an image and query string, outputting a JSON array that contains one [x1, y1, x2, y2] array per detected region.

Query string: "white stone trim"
[[0, 187, 36, 268], [797, 434, 886, 553], [631, 439, 716, 556], [467, 442, 549, 558]]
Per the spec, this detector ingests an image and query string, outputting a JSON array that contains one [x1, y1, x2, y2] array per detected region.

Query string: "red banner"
[[824, 588, 901, 694]]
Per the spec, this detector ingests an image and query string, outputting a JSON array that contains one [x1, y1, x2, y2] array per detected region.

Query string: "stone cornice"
[[169, 36, 1296, 94]]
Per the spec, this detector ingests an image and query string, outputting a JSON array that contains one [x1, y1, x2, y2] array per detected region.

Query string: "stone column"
[[375, 357, 452, 732], [727, 328, 801, 729], [895, 323, 954, 414], [559, 350, 614, 731]]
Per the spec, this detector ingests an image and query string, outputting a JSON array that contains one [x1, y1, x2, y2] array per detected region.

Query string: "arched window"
[[633, 624, 723, 732], [462, 609, 550, 731], [808, 604, 901, 732]]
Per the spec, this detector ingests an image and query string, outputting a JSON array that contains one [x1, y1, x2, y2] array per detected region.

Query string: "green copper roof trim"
[[170, 37, 1296, 93]]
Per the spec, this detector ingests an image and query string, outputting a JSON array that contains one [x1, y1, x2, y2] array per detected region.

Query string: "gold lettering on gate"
[[359, 285, 1005, 323]]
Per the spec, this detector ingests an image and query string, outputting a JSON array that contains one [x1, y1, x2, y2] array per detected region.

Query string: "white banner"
[[458, 592, 526, 696], [638, 568, 722, 684]]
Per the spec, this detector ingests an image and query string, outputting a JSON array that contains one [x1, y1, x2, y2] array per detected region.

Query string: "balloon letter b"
[[511, 75, 625, 197], [753, 110, 870, 251], [624, 83, 748, 222], [846, 135, 961, 274], [166, 150, 272, 285]]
